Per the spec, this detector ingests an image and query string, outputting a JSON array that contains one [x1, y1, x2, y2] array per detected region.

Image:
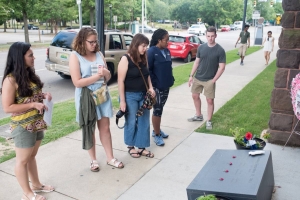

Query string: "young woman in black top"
[[118, 34, 156, 158]]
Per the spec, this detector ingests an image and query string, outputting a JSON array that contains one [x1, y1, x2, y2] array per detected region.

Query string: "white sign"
[[113, 16, 117, 22], [252, 14, 260, 19], [76, 0, 81, 4], [253, 10, 260, 14]]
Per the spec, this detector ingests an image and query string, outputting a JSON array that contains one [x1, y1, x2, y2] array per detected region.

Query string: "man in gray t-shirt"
[[235, 25, 250, 66], [187, 26, 226, 130]]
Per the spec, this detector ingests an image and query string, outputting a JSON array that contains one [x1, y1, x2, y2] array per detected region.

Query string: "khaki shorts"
[[11, 125, 44, 148], [191, 78, 216, 99], [239, 43, 248, 56]]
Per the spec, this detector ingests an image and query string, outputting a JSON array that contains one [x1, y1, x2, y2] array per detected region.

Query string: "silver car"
[[139, 25, 156, 33]]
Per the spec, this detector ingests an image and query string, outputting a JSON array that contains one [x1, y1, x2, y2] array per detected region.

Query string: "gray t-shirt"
[[195, 43, 226, 81]]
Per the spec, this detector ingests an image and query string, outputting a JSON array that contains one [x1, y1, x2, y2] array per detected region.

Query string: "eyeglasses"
[[86, 40, 98, 45]]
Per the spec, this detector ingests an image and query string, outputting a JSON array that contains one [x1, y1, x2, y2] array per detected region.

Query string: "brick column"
[[268, 0, 300, 146]]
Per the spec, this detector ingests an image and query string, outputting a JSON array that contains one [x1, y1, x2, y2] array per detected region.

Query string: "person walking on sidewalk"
[[261, 31, 275, 65], [1, 42, 54, 200], [69, 27, 124, 172], [118, 33, 156, 158], [235, 24, 250, 66], [148, 29, 174, 146], [187, 26, 226, 130]]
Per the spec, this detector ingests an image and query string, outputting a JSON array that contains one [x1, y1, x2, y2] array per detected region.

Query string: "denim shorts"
[[11, 125, 44, 148], [153, 88, 170, 117]]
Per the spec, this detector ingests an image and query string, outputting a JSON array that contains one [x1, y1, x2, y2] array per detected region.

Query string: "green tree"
[[273, 2, 283, 15], [33, 0, 77, 34], [7, 0, 38, 43]]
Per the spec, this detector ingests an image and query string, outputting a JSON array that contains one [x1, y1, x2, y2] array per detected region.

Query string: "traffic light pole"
[[242, 0, 248, 30]]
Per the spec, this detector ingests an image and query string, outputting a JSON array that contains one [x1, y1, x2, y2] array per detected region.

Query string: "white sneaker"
[[206, 121, 213, 130]]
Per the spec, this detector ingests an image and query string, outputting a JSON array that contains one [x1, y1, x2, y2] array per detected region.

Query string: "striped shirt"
[[9, 74, 47, 133]]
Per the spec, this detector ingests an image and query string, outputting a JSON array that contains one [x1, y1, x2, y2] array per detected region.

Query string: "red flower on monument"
[[245, 132, 253, 140]]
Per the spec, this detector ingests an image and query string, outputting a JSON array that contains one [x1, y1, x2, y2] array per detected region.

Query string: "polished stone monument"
[[187, 149, 274, 200]]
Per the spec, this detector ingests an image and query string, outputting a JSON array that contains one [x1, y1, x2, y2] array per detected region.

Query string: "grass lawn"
[[0, 42, 50, 52], [196, 60, 277, 137], [0, 46, 263, 163]]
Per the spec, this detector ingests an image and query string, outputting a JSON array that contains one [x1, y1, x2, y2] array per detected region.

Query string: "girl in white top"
[[262, 31, 275, 65]]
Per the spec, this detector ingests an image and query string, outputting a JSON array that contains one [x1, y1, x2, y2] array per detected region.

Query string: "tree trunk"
[[50, 19, 53, 34], [4, 21, 7, 32], [23, 11, 29, 43], [90, 7, 95, 28]]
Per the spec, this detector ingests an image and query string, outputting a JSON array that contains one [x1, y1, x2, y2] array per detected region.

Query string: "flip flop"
[[107, 158, 124, 168], [32, 184, 55, 193], [90, 160, 100, 172]]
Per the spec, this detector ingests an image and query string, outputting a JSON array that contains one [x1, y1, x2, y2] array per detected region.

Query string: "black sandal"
[[128, 146, 141, 158], [138, 148, 154, 158]]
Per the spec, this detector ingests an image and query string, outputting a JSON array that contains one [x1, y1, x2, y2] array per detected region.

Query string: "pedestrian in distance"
[[261, 31, 275, 65], [1, 42, 54, 200], [118, 33, 156, 158], [148, 28, 174, 146], [69, 27, 124, 172], [187, 26, 226, 130], [235, 24, 250, 66]]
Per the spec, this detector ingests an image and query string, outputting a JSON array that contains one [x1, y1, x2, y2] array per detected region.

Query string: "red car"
[[168, 34, 205, 63], [220, 25, 230, 32]]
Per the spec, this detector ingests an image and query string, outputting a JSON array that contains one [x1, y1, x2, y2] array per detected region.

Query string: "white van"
[[234, 21, 243, 30]]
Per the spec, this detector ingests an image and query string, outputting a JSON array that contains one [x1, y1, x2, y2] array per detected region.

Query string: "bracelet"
[[189, 74, 193, 77]]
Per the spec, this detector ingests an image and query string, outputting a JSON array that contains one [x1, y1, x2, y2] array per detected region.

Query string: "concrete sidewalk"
[[1, 44, 300, 200]]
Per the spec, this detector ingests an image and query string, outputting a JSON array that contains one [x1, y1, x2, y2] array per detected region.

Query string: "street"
[[0, 26, 282, 119]]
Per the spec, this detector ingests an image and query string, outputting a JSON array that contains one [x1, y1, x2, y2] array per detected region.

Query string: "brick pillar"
[[268, 0, 300, 146]]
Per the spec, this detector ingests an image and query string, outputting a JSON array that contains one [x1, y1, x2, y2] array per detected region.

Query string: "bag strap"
[[136, 64, 149, 91]]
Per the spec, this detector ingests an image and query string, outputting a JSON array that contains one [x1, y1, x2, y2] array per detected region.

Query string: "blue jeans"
[[124, 91, 150, 148]]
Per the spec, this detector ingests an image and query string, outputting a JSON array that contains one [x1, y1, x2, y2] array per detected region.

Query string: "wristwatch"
[[189, 75, 193, 77]]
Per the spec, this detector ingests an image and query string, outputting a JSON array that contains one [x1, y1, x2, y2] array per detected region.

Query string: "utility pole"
[[77, 0, 82, 29], [109, 4, 112, 29], [142, 0, 144, 33], [242, 0, 248, 30], [96, 0, 105, 55]]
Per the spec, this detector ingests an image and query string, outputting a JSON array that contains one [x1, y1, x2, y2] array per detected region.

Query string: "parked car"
[[172, 22, 190, 29], [187, 24, 206, 36], [168, 34, 205, 63], [220, 25, 231, 32], [230, 24, 237, 30], [22, 24, 39, 30], [234, 21, 243, 30], [139, 25, 156, 33], [45, 30, 133, 79]]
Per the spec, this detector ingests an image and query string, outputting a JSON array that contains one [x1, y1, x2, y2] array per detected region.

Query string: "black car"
[[22, 24, 39, 30]]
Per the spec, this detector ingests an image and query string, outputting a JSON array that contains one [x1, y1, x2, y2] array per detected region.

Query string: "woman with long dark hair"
[[1, 42, 54, 200], [118, 33, 156, 158], [261, 31, 275, 65], [148, 29, 174, 146]]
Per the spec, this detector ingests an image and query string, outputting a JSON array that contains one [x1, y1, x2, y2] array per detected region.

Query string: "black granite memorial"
[[187, 150, 274, 200]]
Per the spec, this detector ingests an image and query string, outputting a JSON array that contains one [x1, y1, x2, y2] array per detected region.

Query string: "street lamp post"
[[109, 4, 112, 29], [76, 0, 82, 29]]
